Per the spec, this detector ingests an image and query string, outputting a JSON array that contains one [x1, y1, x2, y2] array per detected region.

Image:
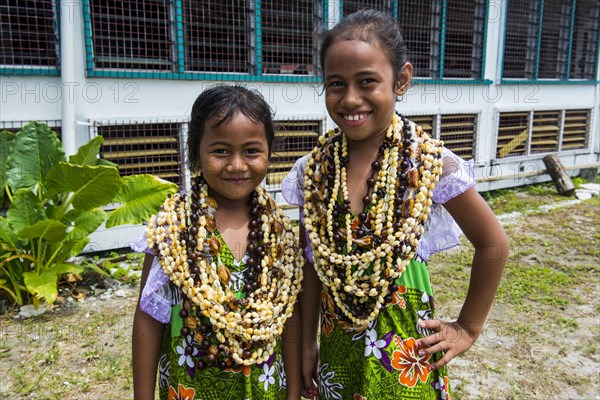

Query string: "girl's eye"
[[326, 81, 344, 88], [213, 149, 228, 154], [245, 148, 262, 155], [361, 78, 375, 84]]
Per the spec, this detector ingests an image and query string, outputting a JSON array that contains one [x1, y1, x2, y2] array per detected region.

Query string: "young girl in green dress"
[[282, 9, 508, 399], [133, 85, 304, 400]]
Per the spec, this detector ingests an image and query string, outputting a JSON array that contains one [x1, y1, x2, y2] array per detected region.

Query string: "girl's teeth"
[[344, 114, 366, 121]]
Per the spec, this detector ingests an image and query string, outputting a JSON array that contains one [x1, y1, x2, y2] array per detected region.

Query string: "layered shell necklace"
[[303, 113, 443, 330], [147, 176, 303, 367]]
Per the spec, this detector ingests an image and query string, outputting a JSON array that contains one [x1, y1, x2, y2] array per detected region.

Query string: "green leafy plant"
[[0, 122, 177, 306]]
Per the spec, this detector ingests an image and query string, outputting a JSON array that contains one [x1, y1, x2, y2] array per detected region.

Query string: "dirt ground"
[[0, 194, 598, 399]]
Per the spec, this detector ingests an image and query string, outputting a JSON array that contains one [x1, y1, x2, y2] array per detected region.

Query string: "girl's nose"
[[226, 154, 248, 173], [341, 85, 362, 108]]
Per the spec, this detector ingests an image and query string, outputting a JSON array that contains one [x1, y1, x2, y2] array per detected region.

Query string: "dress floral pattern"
[[153, 233, 287, 400]]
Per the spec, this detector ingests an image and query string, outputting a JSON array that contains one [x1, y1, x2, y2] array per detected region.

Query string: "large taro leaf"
[[105, 174, 177, 228], [6, 122, 65, 192], [7, 189, 46, 234], [45, 163, 122, 211], [68, 135, 104, 166], [49, 237, 90, 266], [18, 220, 68, 243], [62, 209, 107, 241], [23, 270, 59, 304], [0, 216, 26, 251], [0, 130, 16, 208]]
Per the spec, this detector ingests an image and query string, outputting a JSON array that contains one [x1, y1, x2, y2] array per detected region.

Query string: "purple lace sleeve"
[[130, 230, 172, 323], [418, 148, 476, 261], [281, 155, 314, 263]]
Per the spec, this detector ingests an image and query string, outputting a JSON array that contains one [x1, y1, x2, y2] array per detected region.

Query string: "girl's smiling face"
[[323, 39, 412, 145], [199, 112, 269, 205]]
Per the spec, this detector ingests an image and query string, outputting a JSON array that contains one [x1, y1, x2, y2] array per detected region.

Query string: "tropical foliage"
[[0, 122, 177, 306]]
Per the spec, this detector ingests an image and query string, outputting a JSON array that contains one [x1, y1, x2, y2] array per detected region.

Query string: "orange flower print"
[[321, 291, 335, 336], [353, 394, 367, 400], [168, 383, 195, 400], [390, 285, 407, 308], [391, 336, 431, 388]]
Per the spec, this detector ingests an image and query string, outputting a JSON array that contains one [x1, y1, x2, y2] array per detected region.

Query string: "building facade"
[[1, 0, 599, 249]]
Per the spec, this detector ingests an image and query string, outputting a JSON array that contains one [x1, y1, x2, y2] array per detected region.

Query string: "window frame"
[[0, 0, 61, 76], [500, 0, 600, 84], [82, 0, 326, 82]]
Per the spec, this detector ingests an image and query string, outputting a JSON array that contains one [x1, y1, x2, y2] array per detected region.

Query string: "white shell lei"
[[146, 183, 303, 366], [303, 114, 443, 330]]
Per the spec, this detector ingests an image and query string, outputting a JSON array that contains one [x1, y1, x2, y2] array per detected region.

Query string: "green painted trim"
[[391, 0, 398, 20], [480, 0, 489, 81], [81, 0, 95, 75], [534, 0, 544, 80], [0, 68, 60, 76], [323, 0, 329, 27], [256, 0, 263, 75], [440, 0, 447, 79], [86, 69, 322, 82], [174, 0, 185, 73], [413, 78, 494, 85], [338, 0, 343, 17], [500, 79, 600, 85], [565, 0, 577, 79]]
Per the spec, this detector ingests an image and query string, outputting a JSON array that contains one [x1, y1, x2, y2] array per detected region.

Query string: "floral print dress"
[[135, 232, 287, 400], [281, 145, 475, 400]]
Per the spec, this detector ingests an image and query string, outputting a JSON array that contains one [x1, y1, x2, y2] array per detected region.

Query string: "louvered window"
[[562, 110, 590, 150], [405, 113, 476, 160], [530, 111, 560, 154], [439, 114, 476, 160], [262, 1, 318, 75], [496, 109, 591, 159], [0, 0, 59, 73], [89, 0, 174, 71], [97, 122, 183, 186], [183, 0, 249, 73], [267, 120, 321, 185], [342, 0, 485, 79], [502, 0, 599, 81]]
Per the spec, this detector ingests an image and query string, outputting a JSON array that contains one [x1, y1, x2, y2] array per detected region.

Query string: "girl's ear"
[[395, 63, 413, 96]]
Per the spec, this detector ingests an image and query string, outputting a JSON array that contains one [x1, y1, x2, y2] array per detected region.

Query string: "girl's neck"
[[208, 188, 252, 261]]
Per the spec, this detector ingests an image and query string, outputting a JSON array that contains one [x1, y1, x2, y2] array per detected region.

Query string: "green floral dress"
[[152, 233, 287, 400], [318, 259, 450, 400]]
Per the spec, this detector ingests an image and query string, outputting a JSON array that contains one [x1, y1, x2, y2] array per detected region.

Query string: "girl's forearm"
[[282, 305, 302, 399], [457, 238, 508, 340], [132, 307, 164, 399], [300, 261, 322, 345]]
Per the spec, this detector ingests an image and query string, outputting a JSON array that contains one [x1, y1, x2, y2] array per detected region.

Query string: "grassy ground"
[[1, 180, 598, 399]]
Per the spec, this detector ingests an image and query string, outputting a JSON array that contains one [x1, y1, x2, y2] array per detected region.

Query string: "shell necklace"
[[147, 176, 303, 367], [303, 113, 443, 330]]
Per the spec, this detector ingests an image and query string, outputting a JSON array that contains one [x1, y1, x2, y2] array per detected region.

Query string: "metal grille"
[[571, 0, 600, 80], [496, 112, 529, 158], [96, 121, 183, 186], [342, 0, 391, 15], [443, 0, 484, 78], [530, 111, 559, 154], [503, 0, 599, 80], [439, 114, 476, 160], [267, 120, 321, 185], [262, 0, 318, 75], [0, 120, 61, 138], [0, 0, 59, 71], [89, 0, 174, 70], [538, 1, 571, 79], [502, 1, 539, 79], [183, 0, 249, 73], [398, 0, 441, 79], [562, 109, 590, 150]]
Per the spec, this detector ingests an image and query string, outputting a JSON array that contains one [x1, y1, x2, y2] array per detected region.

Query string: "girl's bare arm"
[[282, 302, 302, 399], [132, 253, 165, 399]]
